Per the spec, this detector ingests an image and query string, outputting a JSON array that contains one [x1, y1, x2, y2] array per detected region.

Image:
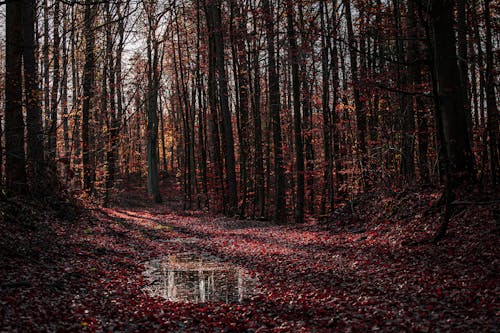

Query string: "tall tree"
[[407, 0, 428, 182], [286, 0, 304, 223], [250, 4, 265, 218], [81, 0, 96, 193], [430, 0, 475, 182], [23, 0, 46, 191], [5, 0, 26, 192], [144, 0, 162, 203], [205, 0, 225, 211], [262, 0, 286, 223], [343, 0, 368, 187], [48, 0, 60, 170], [320, 0, 335, 214], [483, 0, 499, 184], [205, 0, 238, 215]]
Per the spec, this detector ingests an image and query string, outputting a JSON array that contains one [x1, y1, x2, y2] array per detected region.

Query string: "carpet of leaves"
[[0, 188, 498, 332]]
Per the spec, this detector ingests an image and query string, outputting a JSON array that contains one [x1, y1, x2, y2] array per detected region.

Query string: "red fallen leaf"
[[436, 287, 443, 298]]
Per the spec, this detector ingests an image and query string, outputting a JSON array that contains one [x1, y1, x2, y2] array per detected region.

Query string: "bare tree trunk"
[[61, 11, 70, 181], [344, 0, 368, 188], [205, 5, 225, 212], [195, 0, 208, 207], [287, 0, 304, 223], [23, 0, 46, 192], [298, 3, 314, 214], [430, 0, 475, 183], [104, 2, 117, 206], [232, 0, 251, 217], [43, 0, 50, 132], [484, 0, 499, 184], [48, 0, 60, 171], [262, 0, 286, 223], [206, 0, 238, 215], [145, 6, 162, 203], [5, 0, 26, 193], [71, 5, 81, 186], [407, 0, 428, 183], [250, 2, 265, 219], [81, 0, 96, 193], [395, 0, 414, 181], [115, 2, 126, 177], [320, 0, 334, 215], [457, 0, 472, 135]]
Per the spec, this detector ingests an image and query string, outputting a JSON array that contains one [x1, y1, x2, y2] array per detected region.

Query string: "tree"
[[250, 2, 265, 218], [81, 0, 96, 193], [286, 0, 304, 223], [5, 0, 26, 193], [262, 0, 286, 223], [48, 0, 60, 170], [344, 0, 368, 188], [430, 0, 475, 183], [23, 0, 46, 192], [205, 0, 238, 215], [144, 0, 163, 203], [483, 0, 499, 184]]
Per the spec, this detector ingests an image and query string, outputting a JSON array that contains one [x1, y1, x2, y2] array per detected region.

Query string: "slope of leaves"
[[0, 186, 498, 332]]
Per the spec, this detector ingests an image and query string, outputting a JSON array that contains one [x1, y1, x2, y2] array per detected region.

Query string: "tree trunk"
[[407, 0, 428, 182], [206, 0, 238, 215], [395, 0, 415, 181], [104, 2, 117, 206], [232, 1, 250, 217], [344, 0, 368, 188], [287, 0, 304, 223], [457, 0, 472, 135], [205, 4, 225, 212], [43, 0, 50, 132], [430, 0, 475, 183], [262, 0, 287, 223], [61, 11, 70, 181], [320, 0, 335, 215], [484, 0, 499, 184], [251, 10, 265, 218], [5, 0, 26, 193], [23, 0, 46, 192], [145, 12, 162, 203], [48, 0, 60, 171], [81, 0, 96, 193], [71, 5, 81, 186]]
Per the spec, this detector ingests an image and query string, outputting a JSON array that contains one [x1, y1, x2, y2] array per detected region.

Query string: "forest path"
[[1, 193, 498, 332]]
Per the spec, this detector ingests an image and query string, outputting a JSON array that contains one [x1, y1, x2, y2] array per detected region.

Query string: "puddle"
[[143, 252, 258, 303]]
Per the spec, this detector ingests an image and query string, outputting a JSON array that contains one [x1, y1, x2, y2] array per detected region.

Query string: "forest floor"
[[0, 180, 498, 332]]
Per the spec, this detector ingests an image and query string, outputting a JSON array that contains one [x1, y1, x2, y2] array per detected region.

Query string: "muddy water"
[[143, 252, 258, 303]]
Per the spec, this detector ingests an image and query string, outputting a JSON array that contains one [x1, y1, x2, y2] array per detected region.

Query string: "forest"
[[0, 0, 498, 331]]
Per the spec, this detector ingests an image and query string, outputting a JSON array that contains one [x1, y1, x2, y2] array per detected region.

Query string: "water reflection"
[[143, 253, 258, 303]]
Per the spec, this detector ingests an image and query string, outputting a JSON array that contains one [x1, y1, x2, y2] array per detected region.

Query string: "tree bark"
[[250, 7, 265, 218], [48, 0, 60, 170], [344, 0, 368, 188], [145, 3, 162, 203], [484, 0, 499, 184], [5, 0, 26, 193], [206, 0, 238, 215], [81, 0, 96, 193], [23, 0, 46, 192], [287, 0, 304, 223], [262, 0, 287, 223], [430, 0, 475, 182]]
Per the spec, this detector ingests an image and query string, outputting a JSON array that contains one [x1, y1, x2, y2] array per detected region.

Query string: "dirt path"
[[1, 198, 498, 332]]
